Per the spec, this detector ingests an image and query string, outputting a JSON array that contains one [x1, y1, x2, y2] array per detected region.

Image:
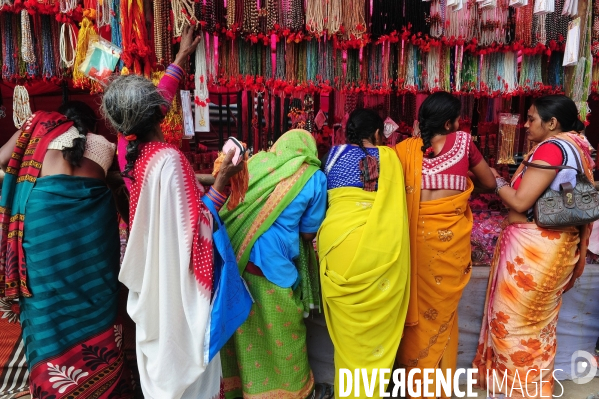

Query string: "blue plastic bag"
[[203, 199, 253, 364]]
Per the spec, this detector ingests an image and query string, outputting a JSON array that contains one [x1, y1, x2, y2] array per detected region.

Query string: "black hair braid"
[[58, 101, 98, 168], [419, 120, 434, 159], [346, 119, 370, 158], [122, 139, 140, 180], [417, 91, 462, 159]]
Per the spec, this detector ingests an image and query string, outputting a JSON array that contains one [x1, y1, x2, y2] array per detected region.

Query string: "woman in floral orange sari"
[[474, 95, 595, 399]]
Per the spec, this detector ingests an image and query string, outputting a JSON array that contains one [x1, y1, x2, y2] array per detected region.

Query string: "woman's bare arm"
[[0, 131, 20, 171]]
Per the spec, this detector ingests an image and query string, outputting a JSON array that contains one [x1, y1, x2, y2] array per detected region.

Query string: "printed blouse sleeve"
[[157, 64, 185, 105]]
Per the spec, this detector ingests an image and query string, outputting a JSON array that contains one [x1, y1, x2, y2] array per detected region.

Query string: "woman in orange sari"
[[395, 92, 496, 398], [473, 95, 595, 398]]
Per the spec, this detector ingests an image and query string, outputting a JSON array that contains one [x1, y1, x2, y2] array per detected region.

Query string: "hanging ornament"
[[383, 117, 399, 138], [96, 0, 111, 28], [73, 9, 98, 88], [314, 110, 327, 131], [13, 86, 32, 129], [194, 36, 210, 133], [60, 23, 77, 68]]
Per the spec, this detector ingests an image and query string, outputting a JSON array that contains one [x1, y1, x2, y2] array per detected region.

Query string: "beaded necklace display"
[[285, 42, 297, 83], [460, 94, 475, 123], [195, 37, 209, 128], [515, 2, 533, 46], [519, 54, 542, 91], [480, 0, 509, 46], [153, 0, 170, 66], [298, 43, 308, 84], [60, 0, 77, 13], [50, 17, 63, 78], [96, 0, 110, 28], [265, 0, 279, 31], [593, 0, 599, 57], [275, 40, 285, 80], [426, 46, 441, 91], [60, 22, 77, 68], [172, 0, 198, 37], [238, 40, 250, 76], [306, 39, 318, 83], [430, 0, 445, 38], [1, 13, 16, 80], [201, 0, 213, 30], [532, 13, 547, 46], [206, 34, 216, 83], [326, 0, 341, 35], [404, 43, 415, 89], [545, 0, 570, 43], [111, 0, 124, 69], [17, 18, 27, 78], [242, 0, 259, 34], [306, 0, 325, 34], [367, 46, 379, 88], [334, 48, 343, 89], [226, 0, 236, 29], [287, 0, 303, 32], [21, 10, 37, 76], [41, 15, 56, 79], [13, 85, 32, 129], [446, 3, 472, 40], [547, 51, 564, 89], [319, 38, 334, 85], [381, 42, 391, 88], [346, 49, 360, 87], [503, 51, 517, 93], [454, 43, 464, 91], [213, 0, 226, 30], [342, 0, 366, 39]]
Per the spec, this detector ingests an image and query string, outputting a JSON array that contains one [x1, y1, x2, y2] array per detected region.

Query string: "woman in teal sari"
[[0, 103, 134, 398]]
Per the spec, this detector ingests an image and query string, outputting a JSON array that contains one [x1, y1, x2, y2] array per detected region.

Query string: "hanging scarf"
[[0, 112, 74, 298], [220, 129, 320, 273]]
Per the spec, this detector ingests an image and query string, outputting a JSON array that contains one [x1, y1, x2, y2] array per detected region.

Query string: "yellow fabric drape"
[[395, 138, 474, 399], [317, 147, 410, 399]]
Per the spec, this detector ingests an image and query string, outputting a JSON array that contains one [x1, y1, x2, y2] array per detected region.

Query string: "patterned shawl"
[[0, 112, 74, 298], [220, 129, 320, 273]]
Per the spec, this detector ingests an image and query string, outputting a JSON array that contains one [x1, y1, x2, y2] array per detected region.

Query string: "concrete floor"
[[453, 377, 599, 398]]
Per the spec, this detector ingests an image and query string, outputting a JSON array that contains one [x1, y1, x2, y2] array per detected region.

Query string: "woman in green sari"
[[220, 129, 327, 399]]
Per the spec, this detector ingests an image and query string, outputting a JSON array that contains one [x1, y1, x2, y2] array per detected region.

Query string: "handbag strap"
[[522, 139, 583, 174]]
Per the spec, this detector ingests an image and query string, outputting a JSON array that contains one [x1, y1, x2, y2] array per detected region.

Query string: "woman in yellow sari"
[[473, 95, 595, 398], [317, 109, 410, 398], [394, 92, 496, 398]]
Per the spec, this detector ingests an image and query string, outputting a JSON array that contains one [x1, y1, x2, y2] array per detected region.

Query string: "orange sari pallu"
[[473, 133, 594, 399], [394, 138, 475, 399]]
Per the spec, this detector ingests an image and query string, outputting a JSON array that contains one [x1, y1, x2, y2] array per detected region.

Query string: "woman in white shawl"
[[101, 74, 244, 399]]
